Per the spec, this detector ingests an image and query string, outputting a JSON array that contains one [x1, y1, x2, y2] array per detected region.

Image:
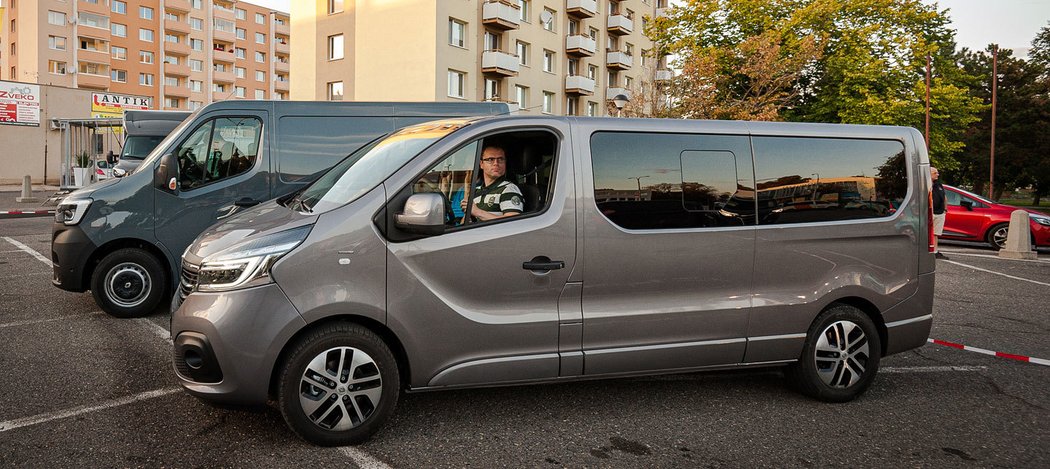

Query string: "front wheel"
[[786, 304, 882, 402], [91, 248, 167, 318], [986, 223, 1009, 250], [278, 323, 400, 446]]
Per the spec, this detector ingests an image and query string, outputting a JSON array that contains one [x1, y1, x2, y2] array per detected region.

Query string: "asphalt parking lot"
[[1, 215, 1047, 468]]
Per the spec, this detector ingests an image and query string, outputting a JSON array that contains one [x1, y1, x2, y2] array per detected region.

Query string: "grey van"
[[172, 116, 935, 446], [51, 101, 509, 318], [113, 110, 191, 175]]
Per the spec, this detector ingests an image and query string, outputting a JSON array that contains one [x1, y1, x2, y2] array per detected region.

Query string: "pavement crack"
[[977, 373, 1048, 412]]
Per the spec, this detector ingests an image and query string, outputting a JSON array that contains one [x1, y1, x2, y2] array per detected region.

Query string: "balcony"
[[274, 78, 289, 92], [565, 34, 596, 57], [212, 4, 236, 22], [275, 41, 290, 54], [607, 14, 633, 35], [655, 69, 673, 81], [566, 0, 598, 18], [77, 72, 110, 90], [78, 1, 109, 16], [212, 69, 236, 83], [166, 62, 191, 77], [165, 84, 190, 98], [212, 49, 236, 63], [165, 20, 190, 35], [565, 75, 595, 96], [606, 87, 630, 101], [78, 48, 111, 64], [165, 40, 191, 56], [481, 50, 520, 76], [274, 20, 290, 36], [213, 28, 236, 44], [274, 60, 290, 73], [165, 0, 192, 13], [482, 0, 520, 31], [606, 51, 633, 70]]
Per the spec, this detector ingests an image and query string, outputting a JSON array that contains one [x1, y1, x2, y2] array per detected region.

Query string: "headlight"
[[55, 198, 92, 225], [196, 226, 311, 292], [1032, 215, 1050, 226]]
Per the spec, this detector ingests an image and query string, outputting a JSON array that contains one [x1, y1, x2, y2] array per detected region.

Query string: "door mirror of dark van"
[[113, 167, 127, 178], [960, 200, 974, 211], [155, 153, 178, 193], [395, 193, 447, 236]]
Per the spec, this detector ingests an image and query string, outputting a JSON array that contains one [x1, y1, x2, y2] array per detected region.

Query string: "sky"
[[249, 0, 1049, 56]]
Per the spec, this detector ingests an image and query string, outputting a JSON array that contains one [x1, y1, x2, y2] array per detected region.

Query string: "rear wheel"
[[787, 304, 881, 402], [278, 323, 400, 446], [986, 223, 1009, 250], [91, 248, 167, 318]]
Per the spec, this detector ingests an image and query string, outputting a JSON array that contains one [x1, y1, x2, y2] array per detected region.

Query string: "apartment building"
[[291, 0, 670, 116], [0, 0, 290, 111]]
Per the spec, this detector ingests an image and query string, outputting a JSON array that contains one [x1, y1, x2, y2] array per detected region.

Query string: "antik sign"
[[91, 92, 152, 118]]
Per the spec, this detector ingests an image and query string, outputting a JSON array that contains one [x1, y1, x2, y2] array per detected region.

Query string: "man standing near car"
[[931, 167, 947, 259]]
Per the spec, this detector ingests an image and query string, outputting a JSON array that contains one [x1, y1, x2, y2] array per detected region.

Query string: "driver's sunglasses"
[[481, 157, 506, 165]]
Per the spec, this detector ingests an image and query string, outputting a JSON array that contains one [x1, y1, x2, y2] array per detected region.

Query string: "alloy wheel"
[[813, 320, 870, 388], [298, 346, 383, 431]]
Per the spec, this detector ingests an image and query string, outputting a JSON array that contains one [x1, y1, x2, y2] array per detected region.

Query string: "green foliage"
[[76, 151, 92, 168]]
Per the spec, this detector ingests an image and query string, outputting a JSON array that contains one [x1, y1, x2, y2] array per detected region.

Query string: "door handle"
[[523, 256, 565, 272], [234, 197, 261, 208]]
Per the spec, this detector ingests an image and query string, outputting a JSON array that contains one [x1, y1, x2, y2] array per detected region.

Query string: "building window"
[[587, 101, 598, 117], [255, 51, 266, 63], [625, 76, 633, 89], [190, 17, 203, 30], [566, 97, 579, 116], [78, 62, 109, 76], [235, 48, 246, 59], [190, 101, 203, 111], [517, 0, 530, 22], [165, 33, 180, 44], [484, 78, 499, 101], [165, 12, 179, 23], [111, 69, 127, 83], [588, 64, 598, 80], [112, 1, 127, 14], [165, 76, 180, 87], [79, 12, 110, 29], [48, 11, 66, 26], [111, 46, 127, 60], [255, 13, 266, 24], [516, 41, 529, 66], [189, 59, 203, 72], [190, 39, 203, 51], [234, 86, 246, 98], [543, 91, 554, 114], [448, 70, 465, 98], [236, 28, 246, 40], [448, 19, 466, 48], [542, 8, 556, 31], [139, 28, 154, 42], [515, 85, 528, 110], [111, 23, 127, 37], [328, 34, 344, 60], [164, 55, 179, 65], [140, 6, 154, 20], [543, 50, 554, 73], [255, 89, 266, 99], [165, 97, 181, 108], [327, 81, 344, 101], [140, 51, 154, 64], [140, 73, 154, 86], [328, 0, 344, 14], [48, 61, 67, 75], [235, 8, 246, 20], [48, 36, 67, 51], [190, 80, 202, 92], [255, 70, 265, 82], [191, 0, 202, 9], [235, 67, 246, 78], [255, 32, 266, 44]]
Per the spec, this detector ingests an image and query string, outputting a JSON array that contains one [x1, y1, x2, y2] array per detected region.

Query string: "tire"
[[786, 304, 882, 403], [91, 248, 167, 318], [986, 223, 1009, 250], [278, 323, 400, 446]]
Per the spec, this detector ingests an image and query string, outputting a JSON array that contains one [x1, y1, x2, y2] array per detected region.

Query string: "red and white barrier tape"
[[928, 338, 1050, 366], [0, 210, 54, 216]]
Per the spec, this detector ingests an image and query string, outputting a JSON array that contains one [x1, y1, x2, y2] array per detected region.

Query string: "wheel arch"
[[826, 296, 888, 357], [84, 238, 174, 295]]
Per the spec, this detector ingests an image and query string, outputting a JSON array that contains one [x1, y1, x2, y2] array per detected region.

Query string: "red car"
[[942, 185, 1050, 249]]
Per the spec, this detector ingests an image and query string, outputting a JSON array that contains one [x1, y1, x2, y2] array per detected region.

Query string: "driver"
[[463, 146, 523, 221]]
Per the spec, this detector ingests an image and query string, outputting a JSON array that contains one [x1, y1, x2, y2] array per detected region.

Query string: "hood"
[[186, 200, 318, 264], [63, 177, 122, 200], [1022, 207, 1050, 218], [114, 158, 144, 173]]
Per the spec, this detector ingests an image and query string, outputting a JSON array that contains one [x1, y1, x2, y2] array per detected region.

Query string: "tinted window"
[[121, 136, 164, 159], [174, 117, 261, 191], [276, 117, 394, 183], [752, 137, 906, 225], [590, 132, 755, 230]]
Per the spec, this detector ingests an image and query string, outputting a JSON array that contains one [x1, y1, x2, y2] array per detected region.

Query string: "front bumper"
[[171, 283, 306, 405], [51, 223, 97, 292]]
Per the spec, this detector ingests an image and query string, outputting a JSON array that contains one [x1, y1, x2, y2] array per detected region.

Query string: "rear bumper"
[[51, 223, 97, 292], [883, 271, 934, 355]]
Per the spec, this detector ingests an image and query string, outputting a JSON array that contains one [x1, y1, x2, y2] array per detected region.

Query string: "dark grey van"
[[114, 110, 191, 175], [172, 116, 935, 446], [51, 101, 509, 317]]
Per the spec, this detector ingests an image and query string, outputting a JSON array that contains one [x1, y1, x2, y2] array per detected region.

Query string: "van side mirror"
[[155, 153, 178, 193], [960, 200, 974, 211], [395, 193, 446, 235]]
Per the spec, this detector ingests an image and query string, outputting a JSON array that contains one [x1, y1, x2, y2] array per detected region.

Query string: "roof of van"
[[196, 100, 512, 117], [123, 110, 192, 135]]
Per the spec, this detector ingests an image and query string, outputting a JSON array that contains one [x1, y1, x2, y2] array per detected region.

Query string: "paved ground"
[[0, 216, 1047, 467]]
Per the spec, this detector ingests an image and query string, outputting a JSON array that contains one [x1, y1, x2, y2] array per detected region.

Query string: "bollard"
[[999, 210, 1038, 259], [14, 175, 40, 203]]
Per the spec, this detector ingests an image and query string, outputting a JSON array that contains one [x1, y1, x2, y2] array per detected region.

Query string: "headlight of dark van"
[[196, 226, 311, 292], [55, 198, 93, 225]]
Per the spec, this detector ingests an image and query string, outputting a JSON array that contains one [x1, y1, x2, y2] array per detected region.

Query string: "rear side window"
[[590, 132, 755, 230], [752, 136, 907, 225], [276, 117, 394, 183]]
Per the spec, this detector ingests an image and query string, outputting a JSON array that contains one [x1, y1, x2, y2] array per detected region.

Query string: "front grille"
[[179, 261, 200, 301]]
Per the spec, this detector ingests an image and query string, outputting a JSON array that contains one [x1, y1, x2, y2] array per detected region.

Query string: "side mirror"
[[113, 168, 127, 178], [155, 153, 178, 193], [960, 200, 974, 211], [395, 193, 446, 235]]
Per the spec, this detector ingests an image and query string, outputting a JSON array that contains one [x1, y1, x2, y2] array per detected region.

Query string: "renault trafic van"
[[114, 110, 191, 175], [51, 101, 509, 317], [172, 116, 935, 446]]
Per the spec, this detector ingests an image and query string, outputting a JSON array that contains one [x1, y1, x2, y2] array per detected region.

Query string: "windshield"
[[121, 136, 165, 159], [289, 119, 472, 214], [949, 185, 995, 205], [136, 109, 202, 168]]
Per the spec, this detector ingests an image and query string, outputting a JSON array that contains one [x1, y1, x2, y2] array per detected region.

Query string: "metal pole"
[[925, 53, 931, 150], [990, 45, 997, 200]]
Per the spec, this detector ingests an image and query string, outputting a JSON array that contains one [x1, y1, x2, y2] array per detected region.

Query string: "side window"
[[752, 137, 906, 225], [944, 189, 961, 206], [411, 130, 558, 228], [590, 132, 755, 230], [276, 116, 393, 184], [175, 117, 261, 191]]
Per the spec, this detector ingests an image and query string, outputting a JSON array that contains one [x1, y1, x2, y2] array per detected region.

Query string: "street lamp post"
[[612, 93, 630, 117], [629, 175, 649, 200]]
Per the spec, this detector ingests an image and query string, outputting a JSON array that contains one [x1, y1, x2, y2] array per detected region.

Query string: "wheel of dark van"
[[278, 323, 400, 446], [91, 248, 167, 318], [786, 304, 882, 403], [985, 223, 1009, 250]]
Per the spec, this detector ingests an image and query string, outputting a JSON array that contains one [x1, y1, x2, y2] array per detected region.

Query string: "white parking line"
[[941, 250, 1050, 264], [881, 366, 987, 373], [943, 260, 1050, 287], [135, 318, 172, 343], [0, 387, 181, 433], [0, 312, 105, 329], [1, 236, 53, 267], [338, 446, 394, 469]]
